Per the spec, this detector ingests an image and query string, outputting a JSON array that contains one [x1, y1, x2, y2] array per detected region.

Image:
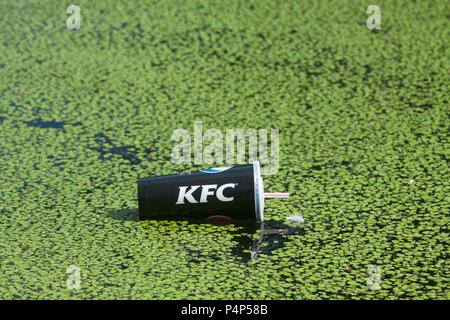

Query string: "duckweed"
[[0, 0, 448, 299]]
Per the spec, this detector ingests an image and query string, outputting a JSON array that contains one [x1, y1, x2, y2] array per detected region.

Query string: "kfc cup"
[[138, 161, 288, 221]]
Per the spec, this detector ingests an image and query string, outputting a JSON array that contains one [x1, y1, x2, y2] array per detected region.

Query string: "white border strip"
[[253, 160, 264, 222]]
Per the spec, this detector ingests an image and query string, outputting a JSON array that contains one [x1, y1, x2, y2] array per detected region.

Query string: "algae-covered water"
[[0, 0, 448, 299]]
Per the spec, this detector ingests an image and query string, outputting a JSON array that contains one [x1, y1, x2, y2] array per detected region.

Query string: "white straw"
[[264, 193, 289, 198]]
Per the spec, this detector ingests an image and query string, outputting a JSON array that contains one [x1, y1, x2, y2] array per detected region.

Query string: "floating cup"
[[138, 161, 288, 221]]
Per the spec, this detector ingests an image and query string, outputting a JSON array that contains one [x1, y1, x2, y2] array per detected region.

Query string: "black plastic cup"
[[138, 161, 272, 221]]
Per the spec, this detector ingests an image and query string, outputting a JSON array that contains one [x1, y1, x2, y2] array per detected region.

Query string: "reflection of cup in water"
[[228, 221, 304, 262], [138, 161, 288, 221], [249, 222, 287, 259]]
